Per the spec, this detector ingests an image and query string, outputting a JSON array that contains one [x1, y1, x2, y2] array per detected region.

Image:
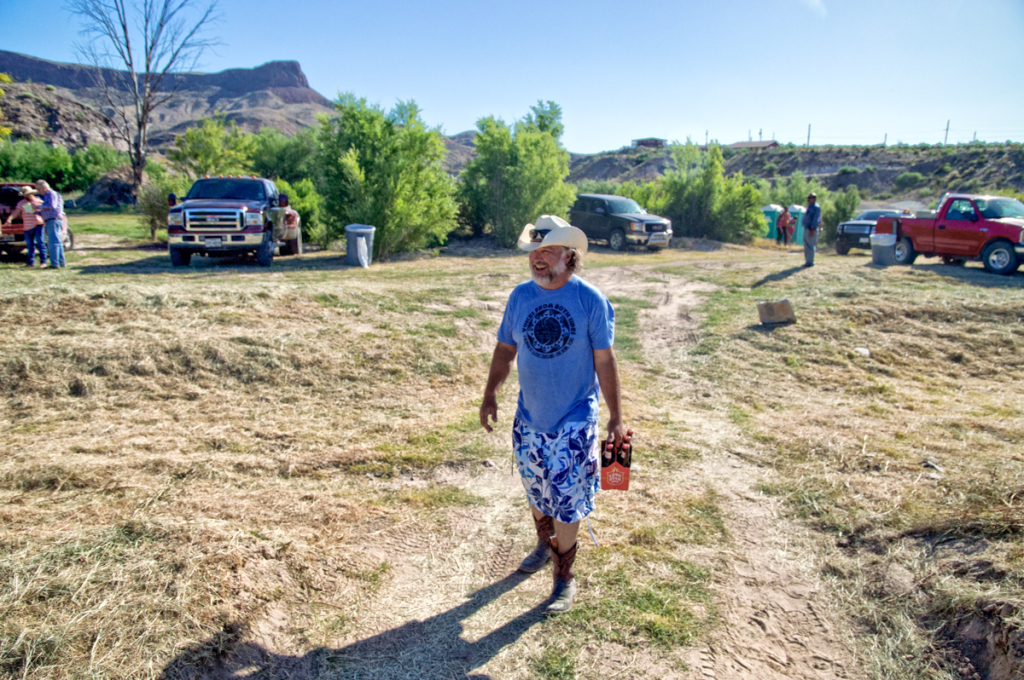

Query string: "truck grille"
[[845, 224, 872, 234], [185, 209, 242, 231], [646, 224, 667, 232]]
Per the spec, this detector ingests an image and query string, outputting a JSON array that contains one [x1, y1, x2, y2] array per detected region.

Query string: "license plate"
[[649, 234, 667, 242], [204, 237, 222, 248], [859, 238, 870, 244]]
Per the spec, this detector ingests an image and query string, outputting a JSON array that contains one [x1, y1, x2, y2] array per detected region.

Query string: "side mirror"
[[278, 194, 289, 208], [970, 213, 979, 222], [595, 207, 605, 214], [167, 193, 177, 207]]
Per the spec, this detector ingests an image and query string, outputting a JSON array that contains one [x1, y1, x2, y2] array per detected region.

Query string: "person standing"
[[802, 193, 822, 266], [480, 215, 626, 615], [35, 180, 66, 269], [1, 186, 46, 267], [776, 205, 793, 248]]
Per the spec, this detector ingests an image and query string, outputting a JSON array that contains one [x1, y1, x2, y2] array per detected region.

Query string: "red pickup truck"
[[0, 182, 74, 258], [879, 193, 1024, 275]]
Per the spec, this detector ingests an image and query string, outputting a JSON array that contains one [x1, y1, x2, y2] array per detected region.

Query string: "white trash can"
[[870, 233, 896, 266]]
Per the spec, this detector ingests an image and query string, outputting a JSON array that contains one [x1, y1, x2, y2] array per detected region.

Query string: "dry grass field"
[[1, 220, 1022, 679]]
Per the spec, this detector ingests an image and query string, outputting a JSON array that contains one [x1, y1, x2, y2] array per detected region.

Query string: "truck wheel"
[[256, 233, 274, 267], [982, 241, 1018, 275], [609, 229, 626, 252], [835, 241, 850, 256], [170, 248, 191, 267], [283, 230, 302, 256], [894, 237, 917, 265]]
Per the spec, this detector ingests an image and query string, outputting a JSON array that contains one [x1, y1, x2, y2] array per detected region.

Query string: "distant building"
[[727, 141, 780, 150], [632, 138, 667, 149]]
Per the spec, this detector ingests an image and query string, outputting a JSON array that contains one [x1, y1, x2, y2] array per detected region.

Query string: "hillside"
[[0, 50, 335, 146], [564, 143, 1024, 198]]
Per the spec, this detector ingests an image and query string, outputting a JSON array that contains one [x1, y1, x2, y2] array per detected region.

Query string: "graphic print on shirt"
[[522, 303, 577, 359]]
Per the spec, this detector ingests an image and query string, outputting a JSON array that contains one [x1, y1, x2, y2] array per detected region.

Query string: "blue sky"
[[2, 0, 1022, 153]]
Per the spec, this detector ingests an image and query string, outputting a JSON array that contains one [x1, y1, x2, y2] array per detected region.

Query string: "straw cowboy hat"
[[517, 215, 588, 254], [19, 186, 37, 197]]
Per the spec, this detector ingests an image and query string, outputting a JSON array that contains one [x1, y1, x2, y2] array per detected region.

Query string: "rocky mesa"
[[0, 50, 336, 146]]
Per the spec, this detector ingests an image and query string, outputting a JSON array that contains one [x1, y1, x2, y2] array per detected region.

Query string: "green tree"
[[459, 102, 575, 246], [317, 95, 457, 259], [0, 139, 73, 188], [66, 144, 129, 191], [821, 185, 860, 243], [661, 145, 765, 243], [168, 115, 255, 179], [274, 177, 323, 242], [250, 127, 317, 185], [0, 73, 12, 139]]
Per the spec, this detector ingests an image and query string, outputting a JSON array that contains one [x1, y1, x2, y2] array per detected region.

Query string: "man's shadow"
[[161, 570, 546, 680], [751, 265, 804, 289]]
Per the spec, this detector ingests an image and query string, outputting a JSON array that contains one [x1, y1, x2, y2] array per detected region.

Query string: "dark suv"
[[835, 209, 900, 255], [569, 193, 672, 251]]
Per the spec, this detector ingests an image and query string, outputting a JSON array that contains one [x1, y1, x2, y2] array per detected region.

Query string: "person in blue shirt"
[[480, 215, 626, 614], [803, 192, 822, 267]]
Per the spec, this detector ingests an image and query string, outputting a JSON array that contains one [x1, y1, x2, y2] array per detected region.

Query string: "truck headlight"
[[245, 211, 263, 226], [629, 221, 644, 232], [1020, 229, 1024, 244], [168, 212, 183, 226]]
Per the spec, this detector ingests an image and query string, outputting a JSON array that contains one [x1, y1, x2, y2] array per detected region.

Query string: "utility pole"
[[807, 124, 811, 147], [944, 120, 950, 145], [973, 131, 977, 142], [749, 129, 752, 142], [883, 133, 887, 147], [759, 128, 762, 141], [705, 130, 708, 146]]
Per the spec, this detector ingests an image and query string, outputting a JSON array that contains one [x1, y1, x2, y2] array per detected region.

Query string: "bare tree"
[[68, 0, 220, 201]]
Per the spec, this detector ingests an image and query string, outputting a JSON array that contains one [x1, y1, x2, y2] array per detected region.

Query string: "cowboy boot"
[[518, 514, 553, 573], [546, 538, 577, 615]]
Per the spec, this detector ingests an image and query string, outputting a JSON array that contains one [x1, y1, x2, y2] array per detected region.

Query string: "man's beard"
[[532, 257, 567, 285]]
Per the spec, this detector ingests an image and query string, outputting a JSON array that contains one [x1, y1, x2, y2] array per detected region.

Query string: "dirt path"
[[191, 262, 865, 679]]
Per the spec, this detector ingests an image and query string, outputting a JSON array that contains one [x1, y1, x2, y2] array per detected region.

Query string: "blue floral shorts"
[[513, 417, 600, 524]]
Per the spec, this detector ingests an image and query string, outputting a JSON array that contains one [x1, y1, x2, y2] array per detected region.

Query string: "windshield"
[[186, 179, 265, 201], [607, 198, 645, 214], [975, 198, 1024, 220], [853, 210, 898, 221]]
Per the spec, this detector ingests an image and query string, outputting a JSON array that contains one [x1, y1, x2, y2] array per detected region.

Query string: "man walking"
[[802, 192, 822, 266], [35, 180, 66, 269], [480, 215, 626, 615]]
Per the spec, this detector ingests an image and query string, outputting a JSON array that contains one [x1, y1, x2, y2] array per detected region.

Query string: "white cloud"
[[799, 0, 827, 17]]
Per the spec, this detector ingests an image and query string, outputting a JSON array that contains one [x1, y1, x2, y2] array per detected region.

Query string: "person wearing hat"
[[35, 180, 66, 268], [0, 186, 46, 267], [479, 215, 626, 615], [802, 192, 822, 266]]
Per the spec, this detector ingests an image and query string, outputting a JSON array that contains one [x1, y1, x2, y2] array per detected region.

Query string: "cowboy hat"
[[517, 215, 588, 254], [18, 186, 37, 196]]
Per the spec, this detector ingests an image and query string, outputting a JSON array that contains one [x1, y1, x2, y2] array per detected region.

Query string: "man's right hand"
[[480, 395, 499, 432]]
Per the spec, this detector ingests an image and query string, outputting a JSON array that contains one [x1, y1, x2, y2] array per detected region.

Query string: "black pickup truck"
[[569, 193, 672, 251], [166, 176, 301, 267]]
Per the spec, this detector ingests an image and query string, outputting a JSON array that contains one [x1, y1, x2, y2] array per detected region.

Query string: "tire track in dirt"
[[587, 264, 865, 680], [217, 261, 863, 679]]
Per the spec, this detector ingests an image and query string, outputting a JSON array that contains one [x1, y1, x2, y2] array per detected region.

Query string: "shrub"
[[894, 172, 925, 191], [838, 166, 859, 175], [136, 163, 190, 240]]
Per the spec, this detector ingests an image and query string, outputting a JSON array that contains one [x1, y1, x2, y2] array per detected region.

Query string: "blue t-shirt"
[[497, 275, 615, 433]]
